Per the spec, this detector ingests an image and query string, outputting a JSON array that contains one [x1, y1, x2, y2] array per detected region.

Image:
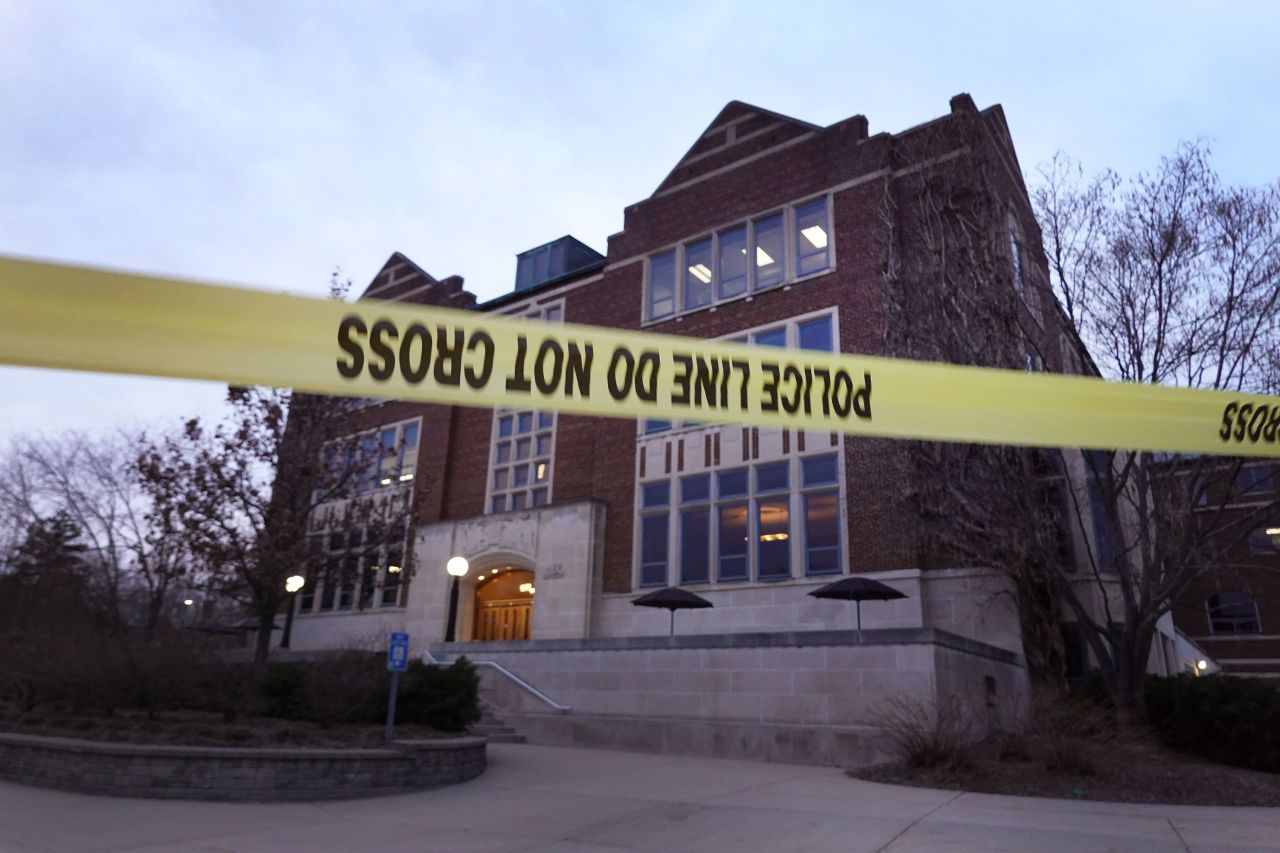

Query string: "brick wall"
[[0, 733, 486, 801]]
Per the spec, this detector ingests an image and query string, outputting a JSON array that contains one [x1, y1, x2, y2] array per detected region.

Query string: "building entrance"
[[473, 568, 534, 641]]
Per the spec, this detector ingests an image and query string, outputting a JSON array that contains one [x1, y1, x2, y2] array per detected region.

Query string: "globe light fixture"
[[281, 574, 307, 649], [445, 556, 470, 641]]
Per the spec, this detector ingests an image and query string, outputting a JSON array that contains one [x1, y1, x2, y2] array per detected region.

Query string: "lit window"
[[795, 199, 830, 277], [802, 454, 840, 575], [1207, 592, 1262, 634], [684, 238, 713, 310], [487, 304, 561, 512], [753, 212, 785, 290], [642, 199, 833, 322], [637, 454, 843, 588]]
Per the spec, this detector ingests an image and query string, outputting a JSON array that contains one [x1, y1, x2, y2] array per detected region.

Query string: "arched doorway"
[[473, 567, 534, 641]]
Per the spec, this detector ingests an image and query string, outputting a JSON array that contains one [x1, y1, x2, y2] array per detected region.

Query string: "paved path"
[[1, 743, 1278, 852]]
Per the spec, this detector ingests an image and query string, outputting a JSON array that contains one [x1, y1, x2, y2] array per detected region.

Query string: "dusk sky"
[[3, 1, 1279, 442]]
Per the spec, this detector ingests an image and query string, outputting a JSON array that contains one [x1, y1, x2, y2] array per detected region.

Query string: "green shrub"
[[1146, 674, 1280, 773], [395, 657, 481, 732], [261, 663, 308, 720]]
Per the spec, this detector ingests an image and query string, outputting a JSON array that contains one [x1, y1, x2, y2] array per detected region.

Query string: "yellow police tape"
[[2, 255, 1279, 457]]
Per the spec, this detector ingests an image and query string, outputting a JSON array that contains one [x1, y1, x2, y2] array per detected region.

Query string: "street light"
[[445, 556, 469, 642], [280, 574, 305, 649]]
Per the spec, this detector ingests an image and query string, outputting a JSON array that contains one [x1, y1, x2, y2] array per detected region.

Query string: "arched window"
[[1206, 592, 1262, 635]]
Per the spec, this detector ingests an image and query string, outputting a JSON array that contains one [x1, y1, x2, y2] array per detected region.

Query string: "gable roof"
[[651, 101, 820, 197]]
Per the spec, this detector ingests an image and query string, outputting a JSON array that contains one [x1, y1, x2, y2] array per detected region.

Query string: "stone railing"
[[0, 732, 486, 801]]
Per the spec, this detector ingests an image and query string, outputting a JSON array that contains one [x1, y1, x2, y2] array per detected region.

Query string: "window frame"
[[1206, 592, 1263, 635], [634, 451, 845, 589], [641, 195, 834, 325], [485, 301, 563, 513], [297, 521, 411, 617]]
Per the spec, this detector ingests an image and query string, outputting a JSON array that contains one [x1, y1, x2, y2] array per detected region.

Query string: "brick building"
[[1169, 463, 1280, 678], [281, 95, 1206, 762]]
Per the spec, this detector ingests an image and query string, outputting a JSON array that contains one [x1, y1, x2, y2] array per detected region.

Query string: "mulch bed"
[[0, 708, 457, 748], [851, 735, 1280, 807]]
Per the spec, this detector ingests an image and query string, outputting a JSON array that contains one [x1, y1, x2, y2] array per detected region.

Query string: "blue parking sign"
[[387, 632, 410, 671]]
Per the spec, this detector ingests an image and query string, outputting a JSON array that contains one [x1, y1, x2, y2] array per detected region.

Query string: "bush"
[[1032, 687, 1114, 776], [870, 695, 973, 770], [1146, 674, 1280, 773], [396, 657, 481, 732]]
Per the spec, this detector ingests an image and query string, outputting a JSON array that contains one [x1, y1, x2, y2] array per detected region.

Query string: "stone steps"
[[471, 706, 527, 744]]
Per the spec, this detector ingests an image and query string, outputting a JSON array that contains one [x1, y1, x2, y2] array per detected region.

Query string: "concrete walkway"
[[1, 743, 1277, 852]]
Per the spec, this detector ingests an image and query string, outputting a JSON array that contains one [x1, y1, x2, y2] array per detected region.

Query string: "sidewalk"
[[1, 742, 1277, 852]]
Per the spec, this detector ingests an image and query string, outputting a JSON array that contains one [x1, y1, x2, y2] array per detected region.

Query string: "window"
[[637, 454, 843, 587], [1206, 592, 1262, 634], [643, 198, 832, 321], [648, 251, 676, 320], [488, 304, 561, 512], [679, 475, 711, 584], [1248, 527, 1279, 556], [717, 225, 748, 300], [756, 462, 790, 580], [635, 314, 836, 439], [1008, 211, 1041, 325], [754, 213, 786, 289], [802, 455, 841, 575], [640, 482, 670, 586], [683, 237, 713, 310], [1008, 212, 1025, 299], [299, 522, 409, 615], [324, 419, 421, 498], [795, 199, 830, 277], [1236, 466, 1276, 497]]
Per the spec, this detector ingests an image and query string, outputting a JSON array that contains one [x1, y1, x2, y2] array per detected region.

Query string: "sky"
[[3, 0, 1280, 442]]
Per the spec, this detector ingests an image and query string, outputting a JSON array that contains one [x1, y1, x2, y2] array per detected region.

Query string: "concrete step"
[[471, 710, 528, 743]]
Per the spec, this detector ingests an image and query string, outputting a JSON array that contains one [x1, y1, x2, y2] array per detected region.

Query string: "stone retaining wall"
[[0, 733, 486, 801], [440, 628, 1027, 766]]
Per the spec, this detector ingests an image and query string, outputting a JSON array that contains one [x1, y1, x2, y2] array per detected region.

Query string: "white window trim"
[[643, 195, 835, 326], [299, 523, 411, 616], [633, 450, 847, 590], [635, 307, 840, 438], [484, 300, 564, 514]]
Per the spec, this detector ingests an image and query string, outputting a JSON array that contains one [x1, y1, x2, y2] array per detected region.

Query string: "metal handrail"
[[424, 651, 570, 713]]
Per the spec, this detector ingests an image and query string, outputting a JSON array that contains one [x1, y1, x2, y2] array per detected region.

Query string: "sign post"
[[385, 632, 409, 745]]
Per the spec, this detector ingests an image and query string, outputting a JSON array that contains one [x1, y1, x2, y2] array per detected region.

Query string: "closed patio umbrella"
[[631, 586, 713, 636], [808, 577, 906, 644]]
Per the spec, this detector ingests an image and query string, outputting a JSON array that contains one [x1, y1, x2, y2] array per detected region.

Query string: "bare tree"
[[0, 433, 191, 638], [883, 122, 1280, 729], [1033, 144, 1280, 725]]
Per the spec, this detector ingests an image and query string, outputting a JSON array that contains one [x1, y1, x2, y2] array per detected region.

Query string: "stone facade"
[[438, 629, 1026, 766]]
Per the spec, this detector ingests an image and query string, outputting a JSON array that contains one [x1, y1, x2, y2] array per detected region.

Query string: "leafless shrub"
[[1032, 690, 1115, 776], [870, 695, 974, 770]]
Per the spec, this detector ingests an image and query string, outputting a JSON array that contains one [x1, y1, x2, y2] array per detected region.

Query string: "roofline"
[[476, 260, 608, 312]]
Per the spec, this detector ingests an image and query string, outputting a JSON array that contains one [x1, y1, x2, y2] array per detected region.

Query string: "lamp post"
[[445, 556, 469, 642], [280, 574, 305, 649]]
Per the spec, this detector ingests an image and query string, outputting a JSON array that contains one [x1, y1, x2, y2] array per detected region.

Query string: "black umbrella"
[[632, 587, 713, 636], [808, 577, 907, 644]]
